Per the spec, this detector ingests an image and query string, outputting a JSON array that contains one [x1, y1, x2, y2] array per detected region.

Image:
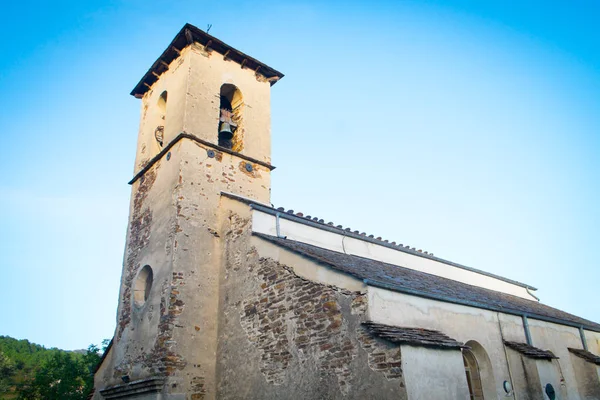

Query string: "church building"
[[92, 24, 600, 400]]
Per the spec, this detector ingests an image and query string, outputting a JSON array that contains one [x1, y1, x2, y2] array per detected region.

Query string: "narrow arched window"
[[134, 265, 153, 307], [218, 84, 243, 150], [463, 349, 485, 400], [155, 91, 167, 148]]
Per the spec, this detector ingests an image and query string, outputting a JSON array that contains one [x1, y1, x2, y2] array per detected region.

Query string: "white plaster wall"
[[368, 286, 514, 399], [251, 210, 536, 300], [568, 352, 600, 400], [366, 285, 600, 400], [529, 318, 587, 399], [505, 348, 544, 400], [537, 359, 567, 400], [584, 330, 600, 356], [401, 345, 470, 400]]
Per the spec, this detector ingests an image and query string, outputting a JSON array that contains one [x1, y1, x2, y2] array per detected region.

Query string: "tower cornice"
[[131, 23, 285, 98], [128, 132, 276, 185]]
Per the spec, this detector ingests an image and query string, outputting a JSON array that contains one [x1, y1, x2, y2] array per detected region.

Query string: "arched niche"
[[154, 91, 168, 148], [218, 83, 244, 151], [464, 340, 497, 400], [133, 265, 153, 307]]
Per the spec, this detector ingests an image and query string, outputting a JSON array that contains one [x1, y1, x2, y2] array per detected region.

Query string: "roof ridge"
[[222, 191, 538, 291]]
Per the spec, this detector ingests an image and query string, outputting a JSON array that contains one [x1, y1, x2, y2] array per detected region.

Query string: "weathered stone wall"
[[215, 206, 408, 400], [94, 30, 275, 399], [134, 46, 190, 175], [93, 144, 184, 397]]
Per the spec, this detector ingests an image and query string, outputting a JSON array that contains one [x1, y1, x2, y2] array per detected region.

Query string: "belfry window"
[[155, 91, 167, 148], [218, 84, 243, 150], [463, 350, 484, 400]]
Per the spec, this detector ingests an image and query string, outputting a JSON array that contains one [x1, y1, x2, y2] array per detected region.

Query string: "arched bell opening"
[[218, 84, 243, 150]]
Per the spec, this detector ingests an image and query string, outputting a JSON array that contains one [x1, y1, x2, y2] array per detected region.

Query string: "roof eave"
[[130, 23, 284, 98]]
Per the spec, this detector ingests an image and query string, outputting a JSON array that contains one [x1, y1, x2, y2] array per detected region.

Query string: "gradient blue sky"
[[0, 0, 598, 350]]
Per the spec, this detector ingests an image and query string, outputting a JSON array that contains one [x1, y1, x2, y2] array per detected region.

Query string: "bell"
[[218, 122, 233, 140]]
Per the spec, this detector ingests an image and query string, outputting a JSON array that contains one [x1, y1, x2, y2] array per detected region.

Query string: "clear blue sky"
[[0, 0, 598, 350]]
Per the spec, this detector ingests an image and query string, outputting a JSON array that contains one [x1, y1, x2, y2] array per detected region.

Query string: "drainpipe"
[[275, 212, 286, 239], [579, 326, 589, 351], [526, 287, 540, 302], [522, 315, 532, 346]]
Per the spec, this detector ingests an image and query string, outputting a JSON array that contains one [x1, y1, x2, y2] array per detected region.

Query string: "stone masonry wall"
[[117, 167, 156, 341], [216, 209, 409, 400], [239, 258, 357, 393]]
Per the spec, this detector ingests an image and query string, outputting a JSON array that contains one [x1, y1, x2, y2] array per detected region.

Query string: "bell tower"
[[93, 24, 283, 399]]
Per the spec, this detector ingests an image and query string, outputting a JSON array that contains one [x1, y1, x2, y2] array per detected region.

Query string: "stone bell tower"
[[92, 24, 283, 399]]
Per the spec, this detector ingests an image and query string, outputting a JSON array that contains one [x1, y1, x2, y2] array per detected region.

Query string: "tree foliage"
[[0, 336, 108, 400], [0, 351, 16, 394]]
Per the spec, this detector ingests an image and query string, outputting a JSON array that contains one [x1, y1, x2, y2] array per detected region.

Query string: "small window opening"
[[218, 84, 243, 150], [463, 350, 485, 400], [134, 265, 153, 307], [155, 91, 167, 148]]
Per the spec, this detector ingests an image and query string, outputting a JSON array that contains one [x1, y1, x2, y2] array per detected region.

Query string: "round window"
[[134, 265, 153, 307], [545, 383, 556, 400]]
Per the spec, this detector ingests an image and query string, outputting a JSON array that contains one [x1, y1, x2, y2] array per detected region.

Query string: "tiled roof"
[[568, 348, 600, 365], [222, 191, 537, 291], [254, 233, 600, 332], [362, 321, 467, 350], [503, 341, 558, 360], [131, 24, 283, 97]]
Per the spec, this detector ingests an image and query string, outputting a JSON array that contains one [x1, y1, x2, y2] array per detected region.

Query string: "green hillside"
[[0, 336, 106, 400]]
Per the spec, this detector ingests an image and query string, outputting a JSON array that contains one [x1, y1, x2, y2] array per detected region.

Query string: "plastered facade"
[[366, 286, 599, 399]]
